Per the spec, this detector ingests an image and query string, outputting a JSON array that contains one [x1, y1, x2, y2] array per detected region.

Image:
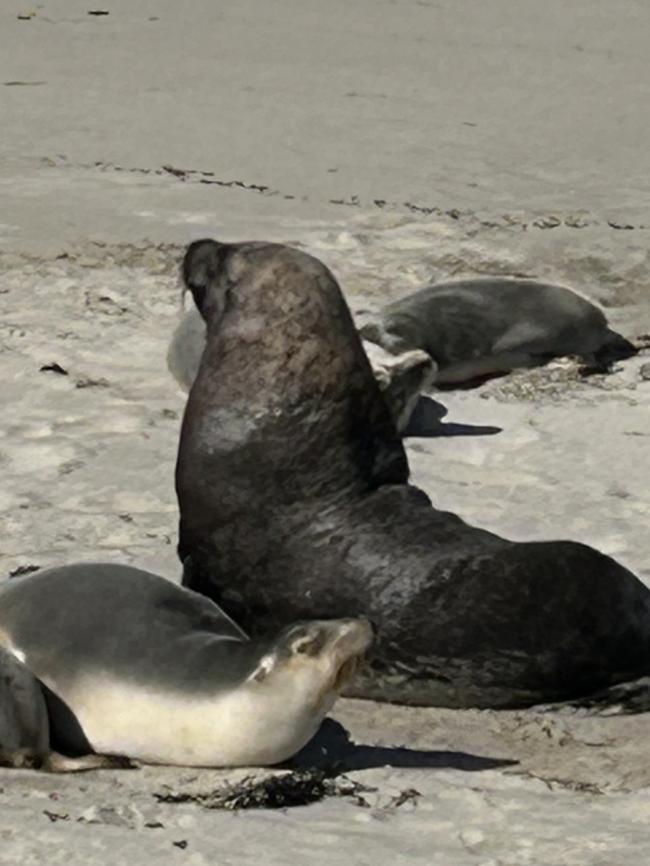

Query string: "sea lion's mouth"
[[330, 618, 374, 692], [333, 655, 363, 691], [310, 655, 364, 714]]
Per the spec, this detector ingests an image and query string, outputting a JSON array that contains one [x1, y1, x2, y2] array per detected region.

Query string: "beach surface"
[[1, 1, 650, 863]]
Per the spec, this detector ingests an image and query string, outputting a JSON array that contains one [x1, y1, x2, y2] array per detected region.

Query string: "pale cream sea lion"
[[0, 564, 372, 769]]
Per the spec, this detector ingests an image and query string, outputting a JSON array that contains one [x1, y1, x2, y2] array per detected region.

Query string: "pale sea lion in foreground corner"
[[358, 278, 635, 385], [176, 239, 650, 709], [0, 564, 372, 769], [0, 645, 133, 772], [167, 296, 435, 433]]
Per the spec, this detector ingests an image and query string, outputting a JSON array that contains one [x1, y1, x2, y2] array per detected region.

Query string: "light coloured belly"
[[48, 675, 324, 768]]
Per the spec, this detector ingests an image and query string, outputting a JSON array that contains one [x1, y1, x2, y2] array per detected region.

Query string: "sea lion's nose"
[[364, 617, 377, 637]]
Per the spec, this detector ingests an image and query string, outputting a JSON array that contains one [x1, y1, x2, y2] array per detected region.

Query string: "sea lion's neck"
[[178, 333, 407, 529], [177, 261, 409, 529]]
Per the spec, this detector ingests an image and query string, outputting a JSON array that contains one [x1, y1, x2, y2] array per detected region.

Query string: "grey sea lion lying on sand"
[[176, 239, 650, 709], [358, 278, 635, 385], [0, 563, 372, 769]]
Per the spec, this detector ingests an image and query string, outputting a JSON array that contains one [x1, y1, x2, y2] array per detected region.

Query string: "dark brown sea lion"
[[175, 239, 650, 708]]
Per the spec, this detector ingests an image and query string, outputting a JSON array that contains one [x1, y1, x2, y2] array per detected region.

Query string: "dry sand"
[[2, 1, 650, 863]]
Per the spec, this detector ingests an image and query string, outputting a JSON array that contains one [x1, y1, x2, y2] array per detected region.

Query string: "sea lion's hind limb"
[[42, 752, 139, 773], [0, 747, 43, 770], [378, 350, 437, 432], [0, 748, 138, 773]]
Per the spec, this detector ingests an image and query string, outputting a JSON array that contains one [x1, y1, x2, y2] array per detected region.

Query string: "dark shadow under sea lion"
[[288, 718, 516, 773], [175, 239, 650, 709]]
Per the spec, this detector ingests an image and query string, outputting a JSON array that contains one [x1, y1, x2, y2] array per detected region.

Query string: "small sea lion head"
[[246, 617, 374, 714]]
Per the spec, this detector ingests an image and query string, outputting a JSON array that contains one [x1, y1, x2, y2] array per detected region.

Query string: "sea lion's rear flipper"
[[42, 752, 139, 773], [378, 352, 437, 432], [0, 748, 137, 773], [0, 748, 43, 770], [591, 329, 639, 367]]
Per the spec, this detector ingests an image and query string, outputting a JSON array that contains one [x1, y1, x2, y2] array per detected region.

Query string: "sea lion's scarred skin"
[[0, 564, 372, 768], [167, 305, 435, 432], [176, 239, 650, 708]]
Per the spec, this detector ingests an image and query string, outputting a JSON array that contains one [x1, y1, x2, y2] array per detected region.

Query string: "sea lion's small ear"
[[247, 654, 277, 683], [288, 630, 324, 658]]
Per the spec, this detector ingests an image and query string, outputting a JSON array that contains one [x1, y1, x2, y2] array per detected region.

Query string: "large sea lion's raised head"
[[181, 238, 379, 387], [177, 239, 408, 518]]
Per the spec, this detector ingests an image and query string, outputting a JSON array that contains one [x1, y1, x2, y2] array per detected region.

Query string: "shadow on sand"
[[288, 718, 517, 774], [404, 396, 502, 439]]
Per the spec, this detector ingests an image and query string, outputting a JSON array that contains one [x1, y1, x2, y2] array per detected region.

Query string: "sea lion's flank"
[[358, 278, 634, 385], [0, 564, 372, 768], [167, 288, 435, 433], [176, 239, 650, 709]]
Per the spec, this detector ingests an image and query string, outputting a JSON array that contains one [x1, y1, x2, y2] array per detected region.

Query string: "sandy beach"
[[2, 1, 650, 863]]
